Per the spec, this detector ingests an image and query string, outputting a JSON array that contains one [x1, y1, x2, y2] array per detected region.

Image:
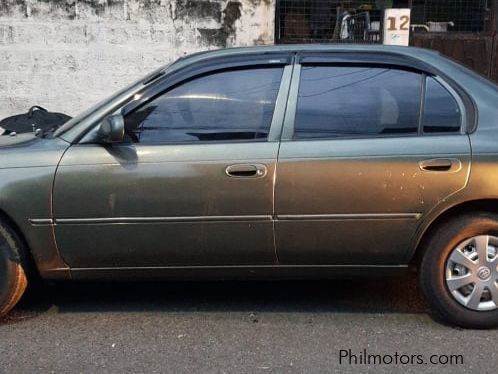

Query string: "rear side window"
[[124, 67, 283, 144], [422, 77, 461, 133], [294, 66, 422, 139]]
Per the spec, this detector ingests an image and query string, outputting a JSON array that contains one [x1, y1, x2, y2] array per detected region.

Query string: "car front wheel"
[[0, 220, 28, 317], [420, 212, 498, 329]]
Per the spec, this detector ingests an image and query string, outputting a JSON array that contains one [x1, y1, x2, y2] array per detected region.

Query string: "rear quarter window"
[[422, 77, 462, 134]]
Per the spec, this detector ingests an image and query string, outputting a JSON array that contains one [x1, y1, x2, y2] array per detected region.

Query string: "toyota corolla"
[[1, 45, 498, 328]]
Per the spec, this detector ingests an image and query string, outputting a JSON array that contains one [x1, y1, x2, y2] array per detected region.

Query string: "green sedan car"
[[1, 45, 498, 328]]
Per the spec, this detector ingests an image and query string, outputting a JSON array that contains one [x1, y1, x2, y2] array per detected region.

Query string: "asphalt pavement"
[[0, 275, 496, 373]]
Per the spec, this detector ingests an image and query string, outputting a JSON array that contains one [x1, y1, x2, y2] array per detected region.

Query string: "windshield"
[[54, 64, 171, 137]]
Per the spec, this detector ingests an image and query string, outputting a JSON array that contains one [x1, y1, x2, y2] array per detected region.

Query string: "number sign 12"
[[383, 8, 411, 46]]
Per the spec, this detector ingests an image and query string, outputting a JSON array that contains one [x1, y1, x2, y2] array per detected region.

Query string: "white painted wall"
[[0, 0, 274, 119]]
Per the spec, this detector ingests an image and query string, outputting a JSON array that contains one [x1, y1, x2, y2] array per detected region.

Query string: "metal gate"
[[275, 0, 498, 82], [276, 0, 384, 43]]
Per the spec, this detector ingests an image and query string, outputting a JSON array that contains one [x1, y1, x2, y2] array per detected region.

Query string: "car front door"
[[275, 58, 471, 265], [53, 58, 292, 268]]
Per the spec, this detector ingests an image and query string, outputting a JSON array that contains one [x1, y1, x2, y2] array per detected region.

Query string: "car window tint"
[[294, 66, 422, 139], [422, 77, 461, 133], [124, 67, 283, 144]]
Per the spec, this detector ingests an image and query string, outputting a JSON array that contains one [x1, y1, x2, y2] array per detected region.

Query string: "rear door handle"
[[418, 158, 462, 172], [225, 164, 267, 178]]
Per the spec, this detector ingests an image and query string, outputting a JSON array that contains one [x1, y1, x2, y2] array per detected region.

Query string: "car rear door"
[[53, 55, 293, 268], [275, 54, 471, 265]]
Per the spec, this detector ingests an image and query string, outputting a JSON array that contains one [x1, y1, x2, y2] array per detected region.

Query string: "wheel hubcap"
[[445, 235, 498, 311]]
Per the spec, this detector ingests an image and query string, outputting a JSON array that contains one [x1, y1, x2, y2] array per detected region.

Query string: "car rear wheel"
[[0, 220, 28, 317], [420, 212, 498, 328]]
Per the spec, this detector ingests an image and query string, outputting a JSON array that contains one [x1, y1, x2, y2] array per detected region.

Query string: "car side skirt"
[[48, 265, 412, 281]]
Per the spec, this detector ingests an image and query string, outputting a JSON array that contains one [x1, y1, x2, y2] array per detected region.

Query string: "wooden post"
[[494, 0, 498, 36], [490, 0, 497, 82]]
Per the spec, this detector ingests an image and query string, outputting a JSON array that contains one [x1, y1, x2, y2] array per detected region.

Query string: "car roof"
[[171, 43, 441, 67]]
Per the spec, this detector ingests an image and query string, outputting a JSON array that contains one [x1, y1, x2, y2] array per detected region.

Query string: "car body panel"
[[275, 136, 471, 264], [0, 137, 70, 275], [53, 142, 279, 267]]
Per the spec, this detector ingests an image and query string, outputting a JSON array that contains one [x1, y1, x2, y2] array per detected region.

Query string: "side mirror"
[[97, 114, 125, 144]]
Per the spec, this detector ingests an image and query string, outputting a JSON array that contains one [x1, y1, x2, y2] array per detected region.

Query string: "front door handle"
[[419, 158, 462, 172], [225, 164, 267, 178]]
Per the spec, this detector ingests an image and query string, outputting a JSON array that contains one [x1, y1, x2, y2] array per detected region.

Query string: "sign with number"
[[383, 8, 411, 46]]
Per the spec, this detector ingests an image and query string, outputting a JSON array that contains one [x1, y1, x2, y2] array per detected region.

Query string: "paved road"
[[0, 275, 496, 373]]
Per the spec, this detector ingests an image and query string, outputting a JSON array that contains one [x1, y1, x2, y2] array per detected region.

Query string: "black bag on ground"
[[0, 106, 72, 135]]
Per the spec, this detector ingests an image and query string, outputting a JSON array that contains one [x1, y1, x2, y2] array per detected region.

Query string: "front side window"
[[294, 66, 423, 139], [422, 77, 461, 133], [124, 67, 284, 144]]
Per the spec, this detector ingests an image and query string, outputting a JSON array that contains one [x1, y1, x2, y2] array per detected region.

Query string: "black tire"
[[419, 212, 498, 329], [0, 220, 28, 317]]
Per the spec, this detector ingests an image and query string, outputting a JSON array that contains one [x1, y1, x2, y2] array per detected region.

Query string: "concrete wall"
[[0, 0, 274, 119]]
